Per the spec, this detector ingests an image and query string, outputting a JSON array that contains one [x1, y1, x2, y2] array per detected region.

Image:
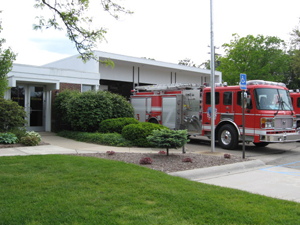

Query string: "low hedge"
[[122, 122, 168, 147], [99, 117, 139, 134], [57, 131, 133, 147]]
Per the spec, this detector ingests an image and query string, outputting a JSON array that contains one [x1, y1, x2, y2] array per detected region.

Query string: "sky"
[[1, 0, 300, 66]]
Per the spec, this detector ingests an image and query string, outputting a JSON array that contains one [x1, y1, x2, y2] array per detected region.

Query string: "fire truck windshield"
[[255, 88, 293, 111]]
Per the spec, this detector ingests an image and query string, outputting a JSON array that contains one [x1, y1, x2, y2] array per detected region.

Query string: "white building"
[[5, 51, 222, 132]]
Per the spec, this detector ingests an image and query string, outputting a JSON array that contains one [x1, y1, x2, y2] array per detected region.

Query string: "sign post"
[[240, 74, 247, 159]]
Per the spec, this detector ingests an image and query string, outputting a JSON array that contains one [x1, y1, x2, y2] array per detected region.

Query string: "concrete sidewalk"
[[1, 132, 300, 203]]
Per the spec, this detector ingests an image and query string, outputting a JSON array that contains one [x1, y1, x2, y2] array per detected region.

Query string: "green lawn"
[[0, 155, 299, 224]]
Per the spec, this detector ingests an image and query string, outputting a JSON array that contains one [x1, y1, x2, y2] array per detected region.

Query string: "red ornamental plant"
[[224, 153, 231, 159], [139, 157, 153, 164], [158, 151, 166, 155], [182, 158, 193, 163], [106, 151, 116, 155]]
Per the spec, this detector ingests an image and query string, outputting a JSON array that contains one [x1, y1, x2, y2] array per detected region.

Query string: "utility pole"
[[210, 0, 215, 152]]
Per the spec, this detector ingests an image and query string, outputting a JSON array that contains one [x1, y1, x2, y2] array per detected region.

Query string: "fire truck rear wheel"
[[218, 124, 238, 150]]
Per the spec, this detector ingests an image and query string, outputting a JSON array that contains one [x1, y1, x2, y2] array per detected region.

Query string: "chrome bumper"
[[260, 132, 300, 142]]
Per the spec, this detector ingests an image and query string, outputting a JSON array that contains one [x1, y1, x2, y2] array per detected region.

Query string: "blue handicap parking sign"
[[240, 74, 247, 90]]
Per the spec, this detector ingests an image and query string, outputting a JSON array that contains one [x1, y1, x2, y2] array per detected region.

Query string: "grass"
[[0, 155, 299, 224]]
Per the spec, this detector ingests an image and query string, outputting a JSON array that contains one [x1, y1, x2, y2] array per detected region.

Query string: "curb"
[[168, 159, 266, 181]]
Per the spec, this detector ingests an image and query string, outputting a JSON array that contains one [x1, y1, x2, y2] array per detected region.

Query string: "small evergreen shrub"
[[122, 122, 168, 147], [99, 117, 139, 134], [147, 129, 189, 155], [20, 135, 39, 146], [0, 132, 18, 144]]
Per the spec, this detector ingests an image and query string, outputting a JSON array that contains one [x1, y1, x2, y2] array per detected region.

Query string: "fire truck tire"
[[148, 118, 159, 124], [218, 124, 238, 150], [253, 142, 269, 147]]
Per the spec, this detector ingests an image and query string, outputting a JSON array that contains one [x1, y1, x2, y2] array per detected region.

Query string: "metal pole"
[[210, 0, 215, 152], [242, 90, 246, 159]]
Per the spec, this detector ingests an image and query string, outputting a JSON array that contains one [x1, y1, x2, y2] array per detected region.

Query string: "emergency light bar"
[[246, 80, 286, 87]]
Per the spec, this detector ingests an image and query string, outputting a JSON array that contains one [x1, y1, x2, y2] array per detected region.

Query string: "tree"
[[34, 0, 133, 65], [288, 19, 300, 89], [216, 34, 290, 85], [0, 14, 16, 98], [178, 58, 198, 67]]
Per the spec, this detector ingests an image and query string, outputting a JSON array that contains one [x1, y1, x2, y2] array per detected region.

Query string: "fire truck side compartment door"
[[162, 97, 177, 129], [131, 98, 147, 122]]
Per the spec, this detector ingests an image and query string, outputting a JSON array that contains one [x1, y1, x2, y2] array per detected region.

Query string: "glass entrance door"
[[11, 85, 45, 131]]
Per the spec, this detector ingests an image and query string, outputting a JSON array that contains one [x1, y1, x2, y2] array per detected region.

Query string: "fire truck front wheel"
[[218, 124, 238, 150]]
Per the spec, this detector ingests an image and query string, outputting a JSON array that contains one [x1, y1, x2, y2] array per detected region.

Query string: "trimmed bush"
[[99, 117, 139, 134], [55, 90, 135, 132], [122, 122, 168, 147], [53, 89, 81, 131], [0, 98, 27, 132], [57, 130, 133, 147]]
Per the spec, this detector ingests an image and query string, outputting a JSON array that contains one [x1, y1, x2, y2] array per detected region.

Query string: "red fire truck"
[[130, 80, 300, 150], [289, 90, 300, 128]]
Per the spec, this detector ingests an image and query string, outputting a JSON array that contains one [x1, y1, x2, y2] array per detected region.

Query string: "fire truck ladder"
[[134, 83, 202, 91]]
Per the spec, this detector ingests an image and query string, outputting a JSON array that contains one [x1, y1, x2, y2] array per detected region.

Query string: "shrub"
[[25, 131, 42, 142], [57, 130, 133, 147], [0, 98, 27, 132], [105, 91, 134, 119], [99, 117, 139, 134], [147, 129, 189, 155], [122, 122, 168, 147], [0, 132, 18, 144], [139, 157, 153, 164], [20, 135, 40, 146], [158, 151, 166, 155], [106, 151, 115, 155], [53, 89, 81, 131], [7, 127, 27, 141], [182, 158, 193, 163]]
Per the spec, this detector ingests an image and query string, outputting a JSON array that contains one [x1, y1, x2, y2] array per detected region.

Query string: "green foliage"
[[53, 89, 81, 131], [54, 90, 134, 132], [105, 91, 134, 119], [147, 129, 189, 149], [0, 98, 27, 132], [25, 131, 42, 142], [7, 127, 27, 141], [217, 34, 290, 85], [122, 122, 168, 147], [0, 17, 17, 98], [20, 135, 40, 146], [99, 117, 139, 134], [288, 20, 300, 89], [0, 132, 18, 144], [57, 130, 133, 147], [33, 0, 132, 64]]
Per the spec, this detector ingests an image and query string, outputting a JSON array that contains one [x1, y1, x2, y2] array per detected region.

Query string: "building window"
[[82, 85, 93, 92]]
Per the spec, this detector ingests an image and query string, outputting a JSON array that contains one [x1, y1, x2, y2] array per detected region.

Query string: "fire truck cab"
[[289, 90, 300, 128], [131, 80, 300, 150]]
